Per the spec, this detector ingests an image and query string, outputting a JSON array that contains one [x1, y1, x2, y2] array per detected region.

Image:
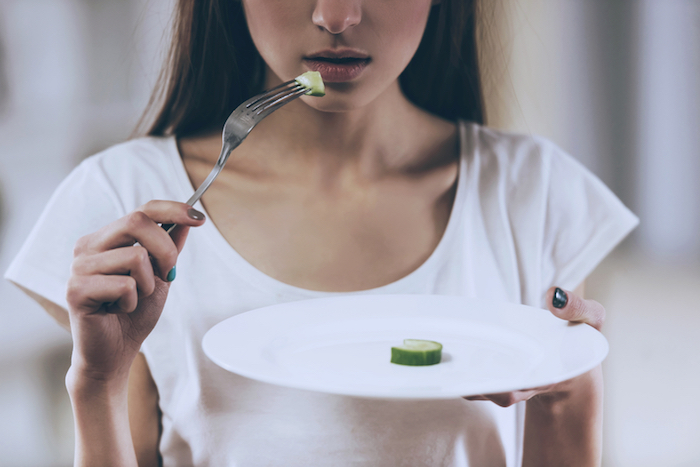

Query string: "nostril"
[[311, 2, 361, 34], [313, 17, 358, 35]]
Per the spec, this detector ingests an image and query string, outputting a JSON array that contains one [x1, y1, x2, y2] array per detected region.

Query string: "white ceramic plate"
[[202, 294, 608, 399]]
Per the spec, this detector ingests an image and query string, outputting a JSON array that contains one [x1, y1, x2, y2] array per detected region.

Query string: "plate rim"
[[202, 294, 608, 399]]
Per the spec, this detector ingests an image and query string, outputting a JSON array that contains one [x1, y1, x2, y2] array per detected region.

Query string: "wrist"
[[65, 364, 130, 400], [529, 365, 603, 412], [65, 365, 138, 467], [523, 366, 604, 467]]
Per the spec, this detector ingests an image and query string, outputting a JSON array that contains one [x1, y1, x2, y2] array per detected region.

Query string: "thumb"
[[546, 287, 606, 331]]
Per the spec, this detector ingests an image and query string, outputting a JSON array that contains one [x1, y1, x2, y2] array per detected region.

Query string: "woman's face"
[[241, 0, 435, 112]]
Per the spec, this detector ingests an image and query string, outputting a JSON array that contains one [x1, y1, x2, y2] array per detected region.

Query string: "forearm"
[[66, 367, 138, 467], [523, 365, 604, 467]]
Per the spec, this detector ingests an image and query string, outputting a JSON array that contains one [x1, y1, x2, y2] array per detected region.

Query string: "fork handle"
[[161, 142, 234, 233]]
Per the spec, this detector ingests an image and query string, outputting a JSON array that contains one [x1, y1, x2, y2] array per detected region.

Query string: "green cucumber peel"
[[295, 71, 325, 97], [391, 339, 443, 366]]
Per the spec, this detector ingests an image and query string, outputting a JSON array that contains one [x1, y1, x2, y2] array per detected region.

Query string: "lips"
[[304, 50, 370, 83]]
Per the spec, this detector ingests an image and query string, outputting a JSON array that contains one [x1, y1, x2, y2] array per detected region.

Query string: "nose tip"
[[312, 0, 361, 34]]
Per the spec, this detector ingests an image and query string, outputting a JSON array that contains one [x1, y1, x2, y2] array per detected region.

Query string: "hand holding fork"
[[163, 73, 324, 232]]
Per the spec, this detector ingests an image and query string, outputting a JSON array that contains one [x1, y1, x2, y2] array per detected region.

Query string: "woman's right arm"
[[63, 200, 205, 467], [17, 288, 162, 465]]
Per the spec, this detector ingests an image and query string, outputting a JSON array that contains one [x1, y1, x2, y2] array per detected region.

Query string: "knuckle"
[[141, 277, 156, 297], [141, 199, 162, 211], [69, 256, 84, 275], [153, 245, 178, 273], [119, 276, 138, 297], [65, 277, 85, 308], [120, 297, 137, 314], [126, 211, 152, 230], [132, 245, 151, 267], [163, 247, 178, 269], [73, 235, 91, 257]]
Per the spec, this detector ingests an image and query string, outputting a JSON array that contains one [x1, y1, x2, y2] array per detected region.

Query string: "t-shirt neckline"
[[165, 121, 469, 299]]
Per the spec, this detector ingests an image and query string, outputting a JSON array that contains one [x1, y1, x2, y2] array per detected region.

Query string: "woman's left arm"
[[464, 283, 606, 466], [522, 284, 605, 467]]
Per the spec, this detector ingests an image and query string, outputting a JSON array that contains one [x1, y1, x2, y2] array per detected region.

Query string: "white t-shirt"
[[5, 121, 638, 466]]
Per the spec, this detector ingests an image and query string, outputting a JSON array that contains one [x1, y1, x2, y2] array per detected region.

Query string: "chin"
[[300, 94, 368, 114], [301, 84, 385, 114]]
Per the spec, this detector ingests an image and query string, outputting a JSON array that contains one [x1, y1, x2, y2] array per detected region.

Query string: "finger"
[[75, 201, 205, 254], [484, 392, 522, 408], [473, 390, 541, 408], [71, 246, 156, 298], [546, 287, 606, 331], [67, 274, 139, 315], [74, 212, 175, 281], [77, 203, 205, 281], [137, 200, 206, 229], [129, 202, 204, 278]]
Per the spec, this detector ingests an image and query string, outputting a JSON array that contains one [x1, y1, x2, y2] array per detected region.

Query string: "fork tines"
[[246, 79, 308, 115]]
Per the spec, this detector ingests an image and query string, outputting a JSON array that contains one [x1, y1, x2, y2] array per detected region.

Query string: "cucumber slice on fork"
[[295, 71, 325, 96]]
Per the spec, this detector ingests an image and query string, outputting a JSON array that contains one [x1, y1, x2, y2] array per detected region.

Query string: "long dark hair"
[[142, 0, 484, 137]]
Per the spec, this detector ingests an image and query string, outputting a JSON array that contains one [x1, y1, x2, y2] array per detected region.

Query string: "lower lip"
[[303, 59, 370, 83]]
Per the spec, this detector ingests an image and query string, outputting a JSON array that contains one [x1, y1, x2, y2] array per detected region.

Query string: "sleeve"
[[3, 157, 127, 311], [540, 143, 639, 301]]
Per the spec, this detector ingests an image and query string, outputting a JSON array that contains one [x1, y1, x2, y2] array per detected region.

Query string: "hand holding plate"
[[463, 286, 606, 406]]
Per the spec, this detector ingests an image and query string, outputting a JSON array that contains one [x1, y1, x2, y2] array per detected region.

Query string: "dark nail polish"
[[187, 208, 205, 220], [166, 266, 177, 282], [552, 287, 568, 309]]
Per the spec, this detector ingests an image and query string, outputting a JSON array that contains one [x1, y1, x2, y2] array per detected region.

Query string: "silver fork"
[[163, 79, 309, 232]]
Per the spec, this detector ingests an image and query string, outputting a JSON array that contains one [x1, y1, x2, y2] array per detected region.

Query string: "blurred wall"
[[483, 0, 700, 265], [482, 1, 700, 466], [0, 0, 173, 465], [634, 0, 700, 262]]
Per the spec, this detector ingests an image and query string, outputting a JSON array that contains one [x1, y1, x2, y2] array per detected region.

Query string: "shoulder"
[[458, 122, 603, 208], [81, 136, 178, 179], [460, 122, 576, 179], [71, 135, 183, 211]]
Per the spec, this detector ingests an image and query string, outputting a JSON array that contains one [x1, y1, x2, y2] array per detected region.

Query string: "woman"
[[5, 0, 637, 465]]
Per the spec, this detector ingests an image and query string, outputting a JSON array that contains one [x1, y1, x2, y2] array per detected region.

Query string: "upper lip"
[[304, 49, 370, 60]]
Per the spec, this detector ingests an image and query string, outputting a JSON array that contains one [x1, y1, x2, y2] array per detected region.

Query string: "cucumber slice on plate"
[[391, 339, 443, 366], [295, 71, 325, 96]]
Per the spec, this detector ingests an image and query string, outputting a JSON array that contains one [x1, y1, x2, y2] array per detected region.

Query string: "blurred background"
[[0, 0, 698, 465]]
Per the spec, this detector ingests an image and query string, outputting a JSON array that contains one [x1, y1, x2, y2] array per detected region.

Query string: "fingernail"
[[552, 287, 568, 309], [166, 266, 177, 282], [187, 208, 205, 220]]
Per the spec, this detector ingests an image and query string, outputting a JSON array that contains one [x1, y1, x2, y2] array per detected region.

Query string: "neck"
[[181, 80, 457, 184], [249, 80, 420, 172]]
